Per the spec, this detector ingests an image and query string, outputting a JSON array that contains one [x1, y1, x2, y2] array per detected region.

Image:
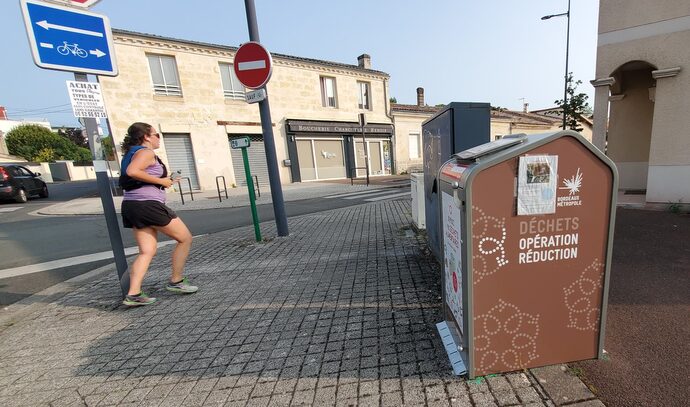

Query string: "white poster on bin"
[[442, 192, 463, 333], [517, 155, 558, 215]]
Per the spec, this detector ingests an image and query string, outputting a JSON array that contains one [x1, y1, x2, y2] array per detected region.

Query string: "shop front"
[[287, 120, 393, 182], [286, 120, 393, 182]]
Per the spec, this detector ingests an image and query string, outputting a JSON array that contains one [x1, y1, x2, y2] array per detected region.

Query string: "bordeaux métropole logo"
[[557, 168, 583, 207]]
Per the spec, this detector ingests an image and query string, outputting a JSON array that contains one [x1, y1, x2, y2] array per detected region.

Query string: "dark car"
[[0, 164, 49, 203]]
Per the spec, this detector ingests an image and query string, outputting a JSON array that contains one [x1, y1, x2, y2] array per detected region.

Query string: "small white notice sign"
[[66, 80, 107, 118], [517, 155, 559, 215], [245, 88, 266, 104]]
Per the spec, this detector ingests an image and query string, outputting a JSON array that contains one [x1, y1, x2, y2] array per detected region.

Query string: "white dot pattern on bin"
[[473, 299, 540, 372], [472, 208, 509, 284], [563, 259, 604, 331]]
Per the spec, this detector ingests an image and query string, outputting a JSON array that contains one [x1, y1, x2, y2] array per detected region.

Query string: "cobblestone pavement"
[[0, 200, 601, 406]]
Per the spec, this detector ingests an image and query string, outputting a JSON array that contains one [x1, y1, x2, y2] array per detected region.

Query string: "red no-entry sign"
[[233, 41, 273, 89]]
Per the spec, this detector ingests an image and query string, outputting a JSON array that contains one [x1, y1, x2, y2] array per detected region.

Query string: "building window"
[[219, 63, 245, 100], [147, 54, 182, 96], [409, 132, 421, 159], [320, 76, 337, 108], [358, 81, 371, 110]]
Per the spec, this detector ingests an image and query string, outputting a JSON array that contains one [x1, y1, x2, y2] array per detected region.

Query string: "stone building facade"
[[390, 88, 579, 173], [591, 0, 689, 203], [99, 30, 393, 190]]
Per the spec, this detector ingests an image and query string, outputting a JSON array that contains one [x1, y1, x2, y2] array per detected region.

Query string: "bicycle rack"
[[176, 177, 195, 205], [253, 175, 261, 197], [216, 176, 228, 202]]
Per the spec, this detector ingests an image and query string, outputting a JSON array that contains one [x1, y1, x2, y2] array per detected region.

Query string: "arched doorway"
[[607, 61, 657, 193]]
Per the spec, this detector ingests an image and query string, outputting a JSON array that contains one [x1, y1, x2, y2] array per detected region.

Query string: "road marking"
[[343, 189, 408, 200], [364, 191, 411, 202], [238, 60, 266, 71], [323, 188, 397, 199], [0, 237, 204, 280], [0, 207, 21, 213]]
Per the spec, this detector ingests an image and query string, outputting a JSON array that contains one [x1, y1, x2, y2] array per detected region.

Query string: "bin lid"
[[454, 136, 525, 160]]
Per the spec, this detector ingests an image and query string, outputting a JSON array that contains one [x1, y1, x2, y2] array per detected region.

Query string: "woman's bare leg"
[[154, 217, 192, 283], [128, 227, 158, 295]]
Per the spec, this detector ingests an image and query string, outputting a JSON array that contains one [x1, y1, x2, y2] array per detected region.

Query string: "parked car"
[[0, 164, 49, 203]]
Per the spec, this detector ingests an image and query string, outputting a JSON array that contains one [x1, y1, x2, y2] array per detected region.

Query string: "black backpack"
[[119, 146, 168, 191]]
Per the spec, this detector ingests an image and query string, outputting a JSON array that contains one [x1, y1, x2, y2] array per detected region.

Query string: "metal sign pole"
[[359, 113, 370, 186], [243, 0, 288, 237], [75, 73, 128, 297], [362, 126, 370, 186], [242, 145, 262, 242]]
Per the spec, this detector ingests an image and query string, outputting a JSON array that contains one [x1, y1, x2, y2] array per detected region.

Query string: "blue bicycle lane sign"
[[20, 0, 118, 76]]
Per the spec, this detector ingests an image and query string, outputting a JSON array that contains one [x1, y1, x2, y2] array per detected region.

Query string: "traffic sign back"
[[21, 0, 117, 76], [233, 42, 273, 89], [43, 0, 102, 8]]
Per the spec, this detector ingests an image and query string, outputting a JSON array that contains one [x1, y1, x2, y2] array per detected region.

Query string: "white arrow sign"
[[89, 49, 105, 57], [36, 19, 104, 37]]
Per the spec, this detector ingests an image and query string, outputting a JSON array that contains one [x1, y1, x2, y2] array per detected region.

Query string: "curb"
[[0, 261, 118, 331]]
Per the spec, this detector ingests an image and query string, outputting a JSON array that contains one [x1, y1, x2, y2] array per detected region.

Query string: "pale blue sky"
[[1, 0, 599, 127]]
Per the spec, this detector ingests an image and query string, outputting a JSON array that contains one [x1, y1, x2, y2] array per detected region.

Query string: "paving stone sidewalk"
[[0, 200, 601, 406]]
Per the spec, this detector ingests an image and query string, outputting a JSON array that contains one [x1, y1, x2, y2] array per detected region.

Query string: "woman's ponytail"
[[121, 122, 153, 154]]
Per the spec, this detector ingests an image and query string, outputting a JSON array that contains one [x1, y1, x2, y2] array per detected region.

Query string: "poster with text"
[[518, 155, 558, 215], [442, 192, 463, 332]]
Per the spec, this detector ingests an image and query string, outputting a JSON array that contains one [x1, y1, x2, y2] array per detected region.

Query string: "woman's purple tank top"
[[122, 159, 166, 203]]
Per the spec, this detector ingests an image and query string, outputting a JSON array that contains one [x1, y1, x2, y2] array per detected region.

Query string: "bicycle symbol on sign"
[[56, 42, 88, 58]]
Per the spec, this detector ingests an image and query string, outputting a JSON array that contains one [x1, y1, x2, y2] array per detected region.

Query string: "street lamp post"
[[542, 0, 571, 130]]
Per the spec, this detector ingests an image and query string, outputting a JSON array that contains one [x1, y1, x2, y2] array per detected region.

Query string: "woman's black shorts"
[[121, 200, 178, 229]]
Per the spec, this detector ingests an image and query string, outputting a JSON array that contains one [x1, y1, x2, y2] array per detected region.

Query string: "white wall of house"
[[592, 0, 690, 202]]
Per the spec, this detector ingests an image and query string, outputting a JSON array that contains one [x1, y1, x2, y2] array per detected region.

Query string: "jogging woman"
[[119, 122, 197, 306]]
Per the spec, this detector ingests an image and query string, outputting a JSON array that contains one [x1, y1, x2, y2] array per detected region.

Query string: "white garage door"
[[163, 133, 200, 190], [229, 135, 270, 186]]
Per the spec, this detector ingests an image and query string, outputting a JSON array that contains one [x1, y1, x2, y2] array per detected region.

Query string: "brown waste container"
[[435, 130, 618, 378]]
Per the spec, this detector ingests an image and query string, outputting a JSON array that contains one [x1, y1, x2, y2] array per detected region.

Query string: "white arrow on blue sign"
[[20, 0, 118, 76]]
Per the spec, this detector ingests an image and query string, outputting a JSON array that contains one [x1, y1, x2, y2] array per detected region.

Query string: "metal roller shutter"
[[163, 134, 200, 190], [229, 135, 270, 186]]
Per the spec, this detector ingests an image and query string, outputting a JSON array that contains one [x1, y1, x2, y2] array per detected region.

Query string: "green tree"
[[56, 127, 88, 148], [5, 124, 91, 163], [34, 148, 56, 162], [554, 73, 592, 132], [101, 136, 116, 160], [389, 97, 397, 103]]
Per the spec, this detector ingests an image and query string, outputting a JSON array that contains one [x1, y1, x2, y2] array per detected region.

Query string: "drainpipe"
[[384, 77, 396, 174]]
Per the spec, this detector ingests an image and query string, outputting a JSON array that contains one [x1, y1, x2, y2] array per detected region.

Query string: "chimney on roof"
[[0, 106, 7, 120], [357, 54, 371, 69], [523, 102, 529, 113], [416, 87, 425, 107]]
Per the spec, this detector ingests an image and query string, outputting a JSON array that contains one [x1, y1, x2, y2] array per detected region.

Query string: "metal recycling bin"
[[423, 103, 490, 260], [435, 131, 618, 378]]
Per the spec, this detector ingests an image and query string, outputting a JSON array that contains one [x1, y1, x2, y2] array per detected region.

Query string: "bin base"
[[436, 321, 467, 376]]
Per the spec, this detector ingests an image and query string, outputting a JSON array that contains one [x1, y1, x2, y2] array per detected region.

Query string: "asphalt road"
[[0, 180, 410, 305], [572, 208, 690, 407]]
